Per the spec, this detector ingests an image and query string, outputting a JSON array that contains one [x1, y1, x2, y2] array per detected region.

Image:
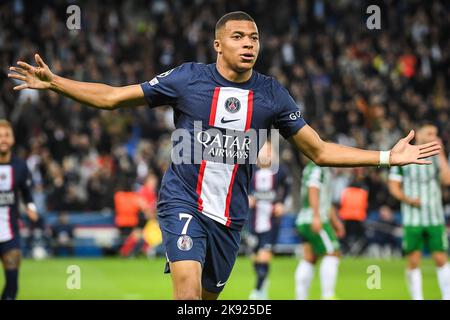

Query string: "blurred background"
[[0, 0, 449, 298]]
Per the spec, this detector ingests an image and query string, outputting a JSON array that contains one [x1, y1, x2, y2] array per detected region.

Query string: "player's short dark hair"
[[215, 11, 255, 37]]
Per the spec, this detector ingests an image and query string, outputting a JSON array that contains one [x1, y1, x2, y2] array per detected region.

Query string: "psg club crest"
[[224, 97, 241, 113], [177, 235, 193, 251]]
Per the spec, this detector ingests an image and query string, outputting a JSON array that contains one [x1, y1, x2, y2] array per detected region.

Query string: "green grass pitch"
[[1, 256, 442, 299]]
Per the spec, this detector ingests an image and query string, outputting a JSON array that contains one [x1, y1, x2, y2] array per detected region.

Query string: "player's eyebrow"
[[231, 31, 259, 36]]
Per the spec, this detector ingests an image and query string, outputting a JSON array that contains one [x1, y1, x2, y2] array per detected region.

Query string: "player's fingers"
[[13, 83, 28, 90], [9, 66, 28, 76], [17, 61, 34, 70], [414, 159, 432, 165], [35, 53, 45, 68], [418, 150, 440, 159], [8, 73, 27, 81], [418, 141, 440, 150], [419, 145, 441, 156], [404, 130, 414, 143]]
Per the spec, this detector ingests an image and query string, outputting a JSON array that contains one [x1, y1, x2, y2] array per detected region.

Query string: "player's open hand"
[[8, 54, 54, 90], [390, 130, 441, 165]]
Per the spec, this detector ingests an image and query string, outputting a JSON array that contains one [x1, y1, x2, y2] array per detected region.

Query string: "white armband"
[[379, 151, 391, 167]]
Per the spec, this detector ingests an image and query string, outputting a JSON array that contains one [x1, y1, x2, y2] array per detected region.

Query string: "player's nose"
[[243, 37, 253, 49], [243, 44, 253, 51]]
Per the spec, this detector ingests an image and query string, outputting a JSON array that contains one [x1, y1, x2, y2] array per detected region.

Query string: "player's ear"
[[214, 39, 222, 54]]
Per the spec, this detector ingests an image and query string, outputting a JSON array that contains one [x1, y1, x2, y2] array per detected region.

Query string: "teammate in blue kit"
[[247, 140, 291, 299], [9, 11, 441, 300], [0, 120, 38, 300]]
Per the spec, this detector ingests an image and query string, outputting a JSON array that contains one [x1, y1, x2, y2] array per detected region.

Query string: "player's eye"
[[252, 36, 259, 41], [232, 35, 242, 39]]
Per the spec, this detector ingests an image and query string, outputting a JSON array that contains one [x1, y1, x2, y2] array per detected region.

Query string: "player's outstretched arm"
[[8, 54, 145, 110], [289, 125, 441, 167]]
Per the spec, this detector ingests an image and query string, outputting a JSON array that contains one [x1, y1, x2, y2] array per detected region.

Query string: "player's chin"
[[235, 60, 256, 72]]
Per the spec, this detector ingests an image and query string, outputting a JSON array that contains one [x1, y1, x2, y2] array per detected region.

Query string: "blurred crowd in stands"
[[0, 0, 449, 237]]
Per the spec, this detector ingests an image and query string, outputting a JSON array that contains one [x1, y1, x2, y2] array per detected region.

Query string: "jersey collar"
[[209, 63, 256, 88]]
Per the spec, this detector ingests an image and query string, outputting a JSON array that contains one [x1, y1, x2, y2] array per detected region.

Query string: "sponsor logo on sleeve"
[[289, 110, 302, 120], [149, 77, 159, 86]]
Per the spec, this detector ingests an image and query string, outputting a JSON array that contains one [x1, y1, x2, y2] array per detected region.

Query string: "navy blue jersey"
[[249, 165, 291, 233], [0, 155, 34, 242], [140, 63, 306, 230]]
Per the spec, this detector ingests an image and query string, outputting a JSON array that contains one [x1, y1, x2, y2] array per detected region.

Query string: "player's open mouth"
[[240, 53, 255, 61]]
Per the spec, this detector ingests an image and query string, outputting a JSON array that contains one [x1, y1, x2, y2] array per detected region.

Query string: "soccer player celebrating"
[[388, 122, 450, 300], [0, 120, 38, 300], [247, 140, 291, 300], [8, 12, 441, 300], [295, 159, 344, 299]]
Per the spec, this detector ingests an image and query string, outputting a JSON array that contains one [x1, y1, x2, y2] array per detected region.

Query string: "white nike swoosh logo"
[[216, 281, 227, 287]]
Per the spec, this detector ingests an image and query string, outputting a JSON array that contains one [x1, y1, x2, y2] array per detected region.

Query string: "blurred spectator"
[[114, 184, 143, 237], [137, 172, 158, 215], [339, 168, 369, 255], [114, 181, 153, 257], [50, 212, 75, 256], [137, 173, 161, 256]]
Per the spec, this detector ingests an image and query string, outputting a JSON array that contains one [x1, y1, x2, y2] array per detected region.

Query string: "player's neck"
[[0, 151, 12, 163], [216, 61, 252, 83]]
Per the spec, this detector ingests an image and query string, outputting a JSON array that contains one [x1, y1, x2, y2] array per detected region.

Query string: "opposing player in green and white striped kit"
[[295, 161, 345, 299], [389, 122, 450, 300]]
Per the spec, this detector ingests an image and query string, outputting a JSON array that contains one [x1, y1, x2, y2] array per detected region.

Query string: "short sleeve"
[[272, 82, 307, 139], [140, 63, 195, 108], [389, 166, 403, 182]]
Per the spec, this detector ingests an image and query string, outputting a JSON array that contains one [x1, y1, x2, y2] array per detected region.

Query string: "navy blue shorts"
[[158, 208, 241, 293], [250, 219, 280, 254], [251, 229, 279, 253], [0, 237, 21, 256]]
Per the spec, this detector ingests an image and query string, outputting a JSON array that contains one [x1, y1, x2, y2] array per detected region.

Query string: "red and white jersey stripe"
[[196, 87, 254, 226]]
